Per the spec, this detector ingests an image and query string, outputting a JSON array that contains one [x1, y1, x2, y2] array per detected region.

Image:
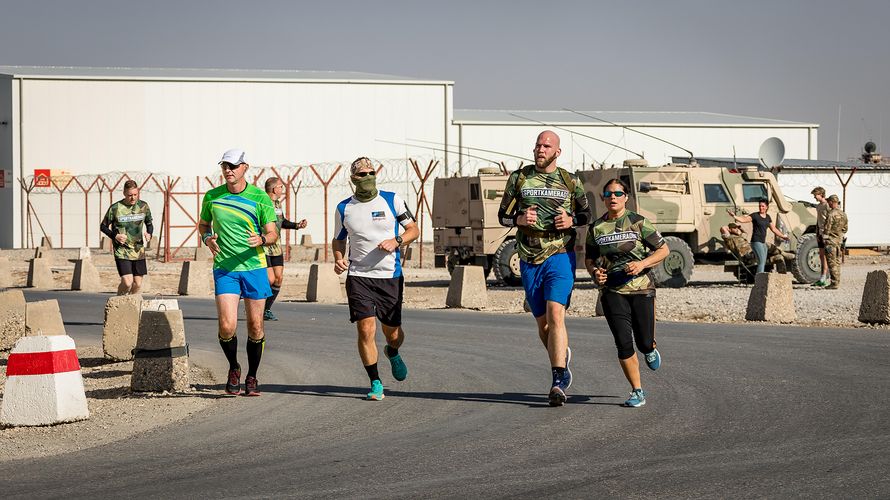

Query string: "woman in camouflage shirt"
[[585, 178, 669, 408]]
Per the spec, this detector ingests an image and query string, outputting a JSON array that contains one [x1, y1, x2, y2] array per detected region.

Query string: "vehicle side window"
[[704, 184, 730, 203], [742, 184, 768, 202], [470, 183, 480, 200]]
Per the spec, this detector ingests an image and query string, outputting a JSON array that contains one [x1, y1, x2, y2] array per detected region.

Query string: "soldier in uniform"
[[262, 177, 308, 321], [720, 223, 795, 274], [99, 179, 153, 295], [822, 194, 848, 290], [811, 187, 830, 286]]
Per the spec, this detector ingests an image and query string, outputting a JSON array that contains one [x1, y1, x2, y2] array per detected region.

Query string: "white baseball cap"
[[219, 148, 247, 165]]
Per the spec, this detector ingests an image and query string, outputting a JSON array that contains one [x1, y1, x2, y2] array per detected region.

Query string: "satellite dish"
[[758, 137, 785, 170]]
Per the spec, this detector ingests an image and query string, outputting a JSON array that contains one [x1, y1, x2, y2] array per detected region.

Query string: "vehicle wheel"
[[650, 236, 694, 288], [493, 239, 523, 286], [791, 233, 821, 284]]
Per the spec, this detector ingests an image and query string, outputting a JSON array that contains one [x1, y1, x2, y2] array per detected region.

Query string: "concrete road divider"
[[300, 234, 313, 247], [446, 265, 488, 309], [131, 309, 190, 392], [143, 298, 180, 312], [27, 258, 54, 289], [71, 259, 102, 292], [103, 294, 143, 360], [178, 260, 213, 295], [25, 299, 67, 336], [306, 263, 343, 303], [745, 272, 795, 323], [77, 247, 91, 260], [39, 236, 53, 249], [0, 335, 90, 426], [0, 289, 27, 350], [0, 255, 12, 288], [858, 270, 890, 324]]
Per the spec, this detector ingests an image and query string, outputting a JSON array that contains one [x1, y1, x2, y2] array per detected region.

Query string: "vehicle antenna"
[[376, 139, 505, 165], [405, 138, 533, 163], [508, 112, 644, 160], [563, 108, 695, 160]]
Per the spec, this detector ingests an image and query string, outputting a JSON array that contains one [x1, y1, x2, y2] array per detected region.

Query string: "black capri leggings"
[[600, 292, 656, 360]]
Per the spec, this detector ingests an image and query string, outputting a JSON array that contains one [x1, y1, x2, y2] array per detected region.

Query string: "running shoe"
[[564, 346, 573, 389], [243, 375, 261, 397], [263, 309, 278, 321], [384, 345, 408, 381], [548, 386, 567, 407], [225, 365, 241, 395], [645, 348, 661, 371], [624, 388, 646, 408], [367, 380, 385, 401]]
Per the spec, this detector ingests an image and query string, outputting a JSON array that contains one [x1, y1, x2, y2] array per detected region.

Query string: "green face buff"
[[352, 175, 378, 202]]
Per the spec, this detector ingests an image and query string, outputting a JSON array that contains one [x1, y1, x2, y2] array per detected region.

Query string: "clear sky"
[[1, 0, 887, 161]]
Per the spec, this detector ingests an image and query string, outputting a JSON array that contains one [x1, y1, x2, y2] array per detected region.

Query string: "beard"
[[535, 153, 556, 169]]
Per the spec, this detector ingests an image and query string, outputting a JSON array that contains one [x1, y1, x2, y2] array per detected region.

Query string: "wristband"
[[202, 232, 213, 245], [260, 234, 267, 246]]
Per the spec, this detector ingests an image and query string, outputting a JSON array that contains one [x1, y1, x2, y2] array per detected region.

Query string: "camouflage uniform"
[[101, 200, 153, 260], [722, 233, 753, 262], [586, 210, 666, 295], [266, 199, 289, 258], [497, 165, 591, 264], [823, 206, 848, 288]]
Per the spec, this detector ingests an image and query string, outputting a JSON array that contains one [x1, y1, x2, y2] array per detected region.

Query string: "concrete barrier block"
[[0, 256, 12, 288], [71, 259, 102, 292], [99, 237, 113, 252], [40, 236, 53, 249], [178, 260, 213, 295], [306, 263, 343, 303], [300, 234, 313, 247], [745, 272, 796, 322], [103, 294, 143, 361], [25, 299, 67, 336], [142, 298, 180, 312], [131, 309, 190, 392], [27, 258, 54, 289], [446, 265, 488, 309], [0, 335, 90, 426], [77, 247, 91, 260], [858, 270, 890, 324], [0, 289, 27, 350], [194, 246, 214, 261], [403, 247, 414, 261]]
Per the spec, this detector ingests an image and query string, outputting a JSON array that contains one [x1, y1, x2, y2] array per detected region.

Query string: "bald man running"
[[497, 130, 592, 407]]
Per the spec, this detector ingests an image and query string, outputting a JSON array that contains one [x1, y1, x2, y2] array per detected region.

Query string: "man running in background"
[[198, 148, 278, 396], [263, 177, 308, 321], [332, 157, 419, 401], [99, 179, 153, 295]]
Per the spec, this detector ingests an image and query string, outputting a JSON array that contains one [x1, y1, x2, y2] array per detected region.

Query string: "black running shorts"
[[115, 258, 147, 277], [600, 291, 656, 360], [345, 275, 404, 327], [267, 254, 284, 267]]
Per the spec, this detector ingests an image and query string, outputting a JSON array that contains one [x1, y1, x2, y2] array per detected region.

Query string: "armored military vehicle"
[[432, 160, 820, 287]]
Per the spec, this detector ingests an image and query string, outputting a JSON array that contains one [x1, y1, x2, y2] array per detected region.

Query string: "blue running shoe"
[[367, 380, 385, 401], [645, 348, 661, 371], [564, 346, 573, 389], [384, 345, 408, 381], [263, 309, 278, 321], [624, 388, 646, 408]]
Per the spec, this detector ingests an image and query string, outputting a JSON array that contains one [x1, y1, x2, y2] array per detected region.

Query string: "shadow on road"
[[258, 384, 624, 407]]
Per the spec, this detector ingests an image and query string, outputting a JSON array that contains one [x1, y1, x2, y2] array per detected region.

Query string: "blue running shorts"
[[520, 251, 576, 318], [213, 268, 273, 300]]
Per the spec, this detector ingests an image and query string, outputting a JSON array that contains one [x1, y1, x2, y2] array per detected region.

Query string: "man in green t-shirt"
[[99, 179, 153, 295], [198, 148, 279, 397], [497, 130, 592, 407]]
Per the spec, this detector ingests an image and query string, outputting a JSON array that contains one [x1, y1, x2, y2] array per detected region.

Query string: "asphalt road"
[[5, 290, 890, 498]]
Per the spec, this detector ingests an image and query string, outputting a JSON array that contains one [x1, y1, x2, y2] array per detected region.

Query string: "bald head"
[[533, 130, 561, 170]]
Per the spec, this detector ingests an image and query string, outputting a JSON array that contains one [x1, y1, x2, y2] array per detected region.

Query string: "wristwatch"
[[395, 235, 403, 245]]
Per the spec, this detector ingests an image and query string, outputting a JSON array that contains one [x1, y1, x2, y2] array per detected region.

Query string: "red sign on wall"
[[34, 169, 51, 188]]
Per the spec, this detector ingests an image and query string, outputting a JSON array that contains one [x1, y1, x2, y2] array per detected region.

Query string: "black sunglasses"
[[603, 190, 626, 198], [220, 162, 243, 171], [353, 171, 376, 178]]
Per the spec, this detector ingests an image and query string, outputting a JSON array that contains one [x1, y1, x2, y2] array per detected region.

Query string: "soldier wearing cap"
[[721, 222, 795, 274], [822, 194, 848, 289]]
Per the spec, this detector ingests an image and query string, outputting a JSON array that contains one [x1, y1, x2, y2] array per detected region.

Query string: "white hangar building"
[[0, 66, 819, 251]]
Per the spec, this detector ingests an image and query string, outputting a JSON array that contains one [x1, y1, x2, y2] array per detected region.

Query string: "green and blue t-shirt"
[[200, 184, 277, 272]]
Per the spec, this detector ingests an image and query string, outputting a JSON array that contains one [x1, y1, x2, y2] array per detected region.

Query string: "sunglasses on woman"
[[603, 190, 626, 198], [353, 171, 376, 178]]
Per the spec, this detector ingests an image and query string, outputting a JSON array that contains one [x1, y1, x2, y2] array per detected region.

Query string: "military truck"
[[432, 160, 820, 287]]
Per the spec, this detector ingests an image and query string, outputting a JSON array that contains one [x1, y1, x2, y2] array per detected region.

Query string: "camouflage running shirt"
[[200, 184, 277, 272], [586, 210, 665, 295], [498, 166, 591, 264], [101, 200, 153, 260], [266, 199, 286, 257]]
